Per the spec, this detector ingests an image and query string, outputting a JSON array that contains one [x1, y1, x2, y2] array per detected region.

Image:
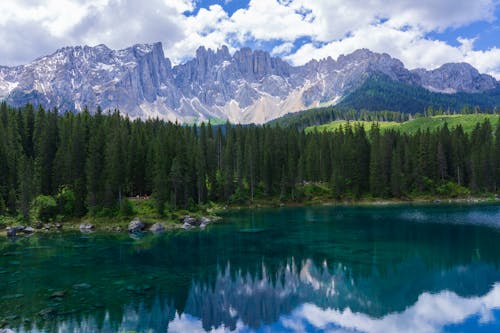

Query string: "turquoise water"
[[1, 204, 500, 332]]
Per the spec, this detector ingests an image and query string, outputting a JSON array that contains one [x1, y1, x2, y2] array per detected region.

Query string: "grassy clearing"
[[307, 114, 500, 134]]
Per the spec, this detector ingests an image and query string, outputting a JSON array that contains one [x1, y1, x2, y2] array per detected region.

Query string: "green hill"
[[338, 74, 500, 114], [306, 114, 500, 134], [271, 74, 500, 129]]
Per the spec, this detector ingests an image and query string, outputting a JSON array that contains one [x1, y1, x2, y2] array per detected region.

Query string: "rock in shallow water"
[[72, 283, 91, 290], [128, 219, 145, 233], [6, 226, 24, 238], [79, 223, 94, 232], [149, 223, 164, 233], [23, 226, 35, 234], [182, 216, 199, 226], [182, 216, 215, 229], [49, 290, 66, 299]]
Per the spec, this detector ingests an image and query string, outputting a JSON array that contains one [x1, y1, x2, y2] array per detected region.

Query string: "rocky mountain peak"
[[412, 62, 498, 93], [0, 42, 497, 124]]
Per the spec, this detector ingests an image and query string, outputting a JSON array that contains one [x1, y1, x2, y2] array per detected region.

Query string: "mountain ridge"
[[0, 42, 497, 124]]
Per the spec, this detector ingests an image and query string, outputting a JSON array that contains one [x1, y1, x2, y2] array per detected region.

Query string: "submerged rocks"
[[128, 219, 145, 233], [38, 307, 57, 320], [49, 290, 66, 299], [149, 223, 165, 233], [72, 283, 91, 290]]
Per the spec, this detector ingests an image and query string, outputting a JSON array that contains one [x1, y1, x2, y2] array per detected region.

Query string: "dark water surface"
[[2, 204, 500, 332]]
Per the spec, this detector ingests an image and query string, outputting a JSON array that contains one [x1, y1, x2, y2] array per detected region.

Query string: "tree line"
[[0, 102, 499, 222]]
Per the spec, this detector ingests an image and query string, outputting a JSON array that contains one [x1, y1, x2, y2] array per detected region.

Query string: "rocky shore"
[[1, 214, 220, 239]]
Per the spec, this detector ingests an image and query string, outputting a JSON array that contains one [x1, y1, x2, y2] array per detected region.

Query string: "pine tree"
[[495, 117, 500, 192], [86, 108, 105, 213], [18, 156, 35, 220], [169, 157, 184, 210]]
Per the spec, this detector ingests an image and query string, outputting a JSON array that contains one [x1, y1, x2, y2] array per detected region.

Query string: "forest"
[[0, 101, 499, 223]]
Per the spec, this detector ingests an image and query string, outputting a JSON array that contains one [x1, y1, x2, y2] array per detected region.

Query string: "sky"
[[1, 0, 499, 78]]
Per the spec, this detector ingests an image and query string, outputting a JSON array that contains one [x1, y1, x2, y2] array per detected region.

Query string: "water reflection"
[[3, 204, 500, 332], [11, 258, 500, 333]]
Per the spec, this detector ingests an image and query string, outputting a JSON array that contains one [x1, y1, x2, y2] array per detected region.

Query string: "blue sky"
[[0, 0, 499, 78]]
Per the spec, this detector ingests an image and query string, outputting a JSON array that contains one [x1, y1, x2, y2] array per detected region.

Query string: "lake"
[[1, 204, 500, 332]]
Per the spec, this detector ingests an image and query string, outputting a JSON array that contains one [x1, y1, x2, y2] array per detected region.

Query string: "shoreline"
[[224, 195, 499, 210], [1, 196, 499, 238]]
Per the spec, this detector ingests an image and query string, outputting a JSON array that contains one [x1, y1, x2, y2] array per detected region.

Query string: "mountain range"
[[0, 42, 498, 124]]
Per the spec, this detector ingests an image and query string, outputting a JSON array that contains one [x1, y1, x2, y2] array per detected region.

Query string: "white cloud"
[[0, 0, 498, 79], [271, 42, 295, 55], [284, 24, 500, 79]]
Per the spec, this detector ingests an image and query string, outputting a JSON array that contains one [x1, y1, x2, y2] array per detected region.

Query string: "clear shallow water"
[[1, 204, 500, 333]]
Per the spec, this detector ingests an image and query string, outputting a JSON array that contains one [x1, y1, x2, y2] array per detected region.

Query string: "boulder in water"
[[128, 219, 145, 233], [182, 216, 199, 226], [6, 227, 16, 238], [79, 223, 94, 232], [149, 223, 165, 233], [23, 226, 35, 234], [199, 216, 211, 228]]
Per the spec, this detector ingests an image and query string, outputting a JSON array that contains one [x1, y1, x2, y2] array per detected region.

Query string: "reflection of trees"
[[15, 296, 175, 333], [184, 258, 355, 330], [3, 205, 500, 332]]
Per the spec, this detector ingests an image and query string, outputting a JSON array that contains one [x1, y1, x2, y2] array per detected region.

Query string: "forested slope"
[[0, 102, 499, 224]]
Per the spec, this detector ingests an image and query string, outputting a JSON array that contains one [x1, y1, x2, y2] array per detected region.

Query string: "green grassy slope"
[[306, 114, 500, 134]]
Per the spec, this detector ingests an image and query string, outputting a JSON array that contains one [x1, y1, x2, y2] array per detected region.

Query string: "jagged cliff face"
[[412, 63, 498, 93], [0, 42, 497, 123]]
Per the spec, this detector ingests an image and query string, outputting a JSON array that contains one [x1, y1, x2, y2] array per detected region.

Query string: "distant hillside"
[[338, 74, 500, 114], [271, 74, 500, 129], [269, 107, 411, 129], [306, 114, 500, 134]]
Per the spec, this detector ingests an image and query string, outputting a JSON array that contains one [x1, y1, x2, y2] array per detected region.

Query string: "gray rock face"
[[128, 219, 145, 233], [0, 43, 497, 124], [412, 63, 498, 93]]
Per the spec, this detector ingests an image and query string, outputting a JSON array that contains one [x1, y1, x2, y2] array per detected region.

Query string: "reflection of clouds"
[[167, 283, 500, 333], [292, 283, 500, 333], [169, 313, 245, 333], [9, 258, 500, 332]]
